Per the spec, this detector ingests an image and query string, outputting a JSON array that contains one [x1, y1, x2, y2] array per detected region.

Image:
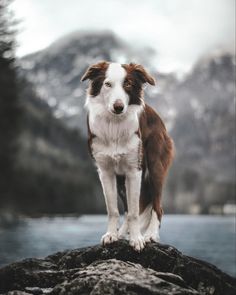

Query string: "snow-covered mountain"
[[20, 30, 155, 131], [165, 51, 235, 213]]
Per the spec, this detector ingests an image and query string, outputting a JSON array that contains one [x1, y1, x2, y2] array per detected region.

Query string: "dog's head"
[[81, 61, 155, 115]]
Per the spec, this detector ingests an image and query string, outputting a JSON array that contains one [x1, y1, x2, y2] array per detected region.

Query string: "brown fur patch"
[[81, 61, 109, 97], [139, 104, 174, 221], [122, 63, 156, 105]]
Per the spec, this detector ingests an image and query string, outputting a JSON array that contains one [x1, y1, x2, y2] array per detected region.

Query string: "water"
[[0, 215, 235, 277]]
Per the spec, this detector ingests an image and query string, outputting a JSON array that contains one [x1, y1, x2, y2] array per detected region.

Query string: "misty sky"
[[11, 0, 235, 73]]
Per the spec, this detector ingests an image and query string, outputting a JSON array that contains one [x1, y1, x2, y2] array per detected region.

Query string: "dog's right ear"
[[81, 61, 109, 82]]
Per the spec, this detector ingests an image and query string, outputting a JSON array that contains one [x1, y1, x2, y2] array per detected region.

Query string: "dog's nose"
[[113, 100, 124, 114]]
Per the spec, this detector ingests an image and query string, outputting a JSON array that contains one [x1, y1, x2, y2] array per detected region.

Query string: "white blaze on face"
[[103, 63, 129, 114]]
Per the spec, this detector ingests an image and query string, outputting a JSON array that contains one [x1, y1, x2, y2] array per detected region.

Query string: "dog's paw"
[[144, 232, 160, 243], [101, 232, 118, 245], [129, 235, 146, 252]]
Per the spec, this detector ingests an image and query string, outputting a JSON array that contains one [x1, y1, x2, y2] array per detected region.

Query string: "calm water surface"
[[0, 215, 235, 276]]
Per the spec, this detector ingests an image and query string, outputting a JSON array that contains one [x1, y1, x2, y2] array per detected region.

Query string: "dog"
[[81, 61, 173, 251]]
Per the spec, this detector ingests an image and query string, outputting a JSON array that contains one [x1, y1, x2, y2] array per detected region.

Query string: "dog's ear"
[[81, 61, 109, 82], [124, 63, 156, 86]]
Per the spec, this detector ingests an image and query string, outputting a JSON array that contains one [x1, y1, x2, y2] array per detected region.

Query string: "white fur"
[[126, 170, 145, 251], [119, 204, 160, 243], [99, 169, 119, 244], [85, 62, 157, 251], [141, 205, 160, 242]]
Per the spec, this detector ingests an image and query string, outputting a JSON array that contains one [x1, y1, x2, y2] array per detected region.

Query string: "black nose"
[[113, 100, 124, 114]]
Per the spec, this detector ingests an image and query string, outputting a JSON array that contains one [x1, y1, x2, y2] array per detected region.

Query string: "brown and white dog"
[[81, 61, 173, 251]]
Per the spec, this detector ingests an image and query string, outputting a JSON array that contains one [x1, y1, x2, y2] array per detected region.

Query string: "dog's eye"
[[104, 81, 112, 87], [124, 80, 131, 88]]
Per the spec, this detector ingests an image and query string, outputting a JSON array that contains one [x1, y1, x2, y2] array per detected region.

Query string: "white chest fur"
[[88, 105, 143, 175]]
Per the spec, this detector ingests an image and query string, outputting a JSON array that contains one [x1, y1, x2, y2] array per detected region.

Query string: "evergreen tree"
[[0, 0, 19, 204]]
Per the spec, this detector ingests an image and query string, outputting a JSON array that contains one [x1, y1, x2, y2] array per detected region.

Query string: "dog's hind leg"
[[143, 208, 160, 242], [139, 203, 160, 242], [146, 133, 173, 223], [138, 163, 161, 242], [116, 175, 129, 238], [118, 212, 129, 238], [139, 203, 152, 233]]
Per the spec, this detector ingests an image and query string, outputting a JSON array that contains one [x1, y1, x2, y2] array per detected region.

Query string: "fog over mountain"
[[12, 0, 235, 74], [19, 30, 235, 214]]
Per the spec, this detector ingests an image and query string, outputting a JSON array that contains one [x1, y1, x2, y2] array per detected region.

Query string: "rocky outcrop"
[[0, 240, 235, 295]]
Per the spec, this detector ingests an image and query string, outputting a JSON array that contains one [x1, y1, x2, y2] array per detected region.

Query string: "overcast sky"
[[11, 0, 235, 73]]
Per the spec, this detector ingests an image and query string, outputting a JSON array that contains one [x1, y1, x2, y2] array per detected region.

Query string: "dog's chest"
[[89, 114, 142, 174]]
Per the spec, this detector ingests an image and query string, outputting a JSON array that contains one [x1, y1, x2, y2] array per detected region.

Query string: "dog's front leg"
[[126, 170, 145, 251], [99, 169, 119, 245]]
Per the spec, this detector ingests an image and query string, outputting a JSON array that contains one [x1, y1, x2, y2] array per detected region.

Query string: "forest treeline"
[[0, 1, 102, 216]]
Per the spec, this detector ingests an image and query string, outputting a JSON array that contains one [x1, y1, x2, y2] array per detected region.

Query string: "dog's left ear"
[[81, 61, 109, 82], [124, 63, 156, 86]]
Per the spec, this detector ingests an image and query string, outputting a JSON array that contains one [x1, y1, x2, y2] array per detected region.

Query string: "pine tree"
[[0, 0, 20, 203]]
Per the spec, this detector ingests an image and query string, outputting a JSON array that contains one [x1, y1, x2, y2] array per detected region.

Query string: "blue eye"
[[105, 81, 112, 87]]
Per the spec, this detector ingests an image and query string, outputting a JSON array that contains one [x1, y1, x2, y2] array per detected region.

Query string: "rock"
[[0, 240, 235, 295]]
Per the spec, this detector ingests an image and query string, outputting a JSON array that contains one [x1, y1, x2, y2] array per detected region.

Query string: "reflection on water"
[[0, 215, 235, 276]]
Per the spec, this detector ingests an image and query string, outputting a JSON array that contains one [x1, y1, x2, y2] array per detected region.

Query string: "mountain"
[[19, 30, 235, 214], [163, 51, 235, 213], [20, 30, 155, 133]]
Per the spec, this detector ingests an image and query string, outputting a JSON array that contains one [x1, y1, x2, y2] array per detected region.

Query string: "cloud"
[[11, 0, 235, 73]]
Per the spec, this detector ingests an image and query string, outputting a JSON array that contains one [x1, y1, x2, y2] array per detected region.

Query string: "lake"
[[0, 215, 235, 277]]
